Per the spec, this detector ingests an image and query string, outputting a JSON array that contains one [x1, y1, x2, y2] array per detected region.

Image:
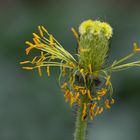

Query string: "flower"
[[100, 22, 113, 39], [20, 20, 140, 121], [79, 20, 95, 35], [79, 19, 113, 39]]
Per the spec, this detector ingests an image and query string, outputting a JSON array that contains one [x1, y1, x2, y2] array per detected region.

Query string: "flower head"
[[78, 20, 113, 72], [20, 20, 140, 121], [79, 19, 113, 39], [79, 20, 95, 35]]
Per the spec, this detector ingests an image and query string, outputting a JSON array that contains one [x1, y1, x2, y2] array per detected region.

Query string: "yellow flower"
[[21, 20, 140, 121], [79, 19, 95, 35], [100, 22, 113, 39], [79, 19, 113, 39]]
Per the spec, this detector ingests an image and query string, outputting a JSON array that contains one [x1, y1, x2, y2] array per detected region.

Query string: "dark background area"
[[0, 0, 140, 140]]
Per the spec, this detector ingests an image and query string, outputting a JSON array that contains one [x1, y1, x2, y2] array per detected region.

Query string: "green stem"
[[113, 53, 135, 66], [74, 106, 87, 140]]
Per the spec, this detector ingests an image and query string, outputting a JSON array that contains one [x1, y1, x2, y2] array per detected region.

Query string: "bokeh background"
[[0, 0, 140, 140]]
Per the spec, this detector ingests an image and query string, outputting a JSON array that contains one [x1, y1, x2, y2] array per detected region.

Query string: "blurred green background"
[[0, 0, 140, 140]]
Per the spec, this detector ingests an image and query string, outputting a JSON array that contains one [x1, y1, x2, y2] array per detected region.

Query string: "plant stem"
[[74, 106, 87, 140]]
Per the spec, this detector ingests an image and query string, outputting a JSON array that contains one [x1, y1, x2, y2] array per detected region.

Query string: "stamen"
[[89, 103, 97, 120], [37, 44, 46, 48], [33, 33, 40, 39], [38, 26, 44, 37], [69, 75, 73, 83], [82, 103, 87, 121], [62, 67, 66, 76], [110, 98, 115, 104], [97, 96, 101, 100], [67, 91, 73, 102], [41, 51, 46, 60], [25, 46, 34, 55], [64, 90, 69, 98], [25, 41, 34, 46], [98, 107, 103, 114], [79, 48, 90, 52], [41, 26, 49, 34], [75, 92, 80, 100], [31, 57, 37, 64], [73, 85, 85, 90], [20, 61, 30, 64], [33, 38, 40, 44], [97, 88, 107, 96], [95, 106, 99, 116], [36, 57, 43, 63], [61, 82, 67, 89], [81, 89, 87, 95], [38, 67, 42, 76], [47, 66, 50, 76], [64, 90, 72, 102], [133, 42, 140, 52], [69, 62, 75, 68], [92, 103, 97, 109], [77, 98, 81, 106], [71, 27, 79, 40], [70, 93, 79, 106], [105, 76, 111, 86], [88, 64, 92, 74], [22, 67, 33, 70], [49, 35, 54, 47], [80, 69, 84, 73], [87, 90, 95, 100], [105, 99, 111, 109], [70, 98, 74, 106], [89, 107, 94, 120]]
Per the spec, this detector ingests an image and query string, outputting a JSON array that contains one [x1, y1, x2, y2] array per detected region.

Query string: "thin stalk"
[[113, 53, 135, 66], [74, 106, 87, 140]]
